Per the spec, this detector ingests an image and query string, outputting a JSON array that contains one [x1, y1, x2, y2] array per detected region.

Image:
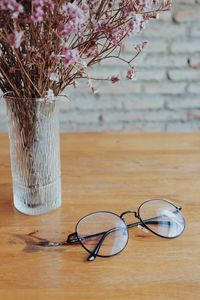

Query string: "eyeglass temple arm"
[[67, 230, 111, 245], [127, 216, 171, 229], [87, 225, 122, 261], [127, 206, 181, 229]]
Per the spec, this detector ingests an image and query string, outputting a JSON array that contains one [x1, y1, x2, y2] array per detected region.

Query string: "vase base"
[[12, 178, 62, 215], [14, 199, 61, 215]]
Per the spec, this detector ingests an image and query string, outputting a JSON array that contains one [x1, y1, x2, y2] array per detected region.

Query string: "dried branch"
[[0, 0, 171, 100]]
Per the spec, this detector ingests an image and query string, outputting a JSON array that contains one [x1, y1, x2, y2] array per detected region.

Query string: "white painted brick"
[[143, 111, 187, 122], [170, 40, 200, 53], [63, 94, 123, 111], [142, 23, 187, 38], [187, 83, 200, 94], [168, 69, 200, 81], [123, 96, 164, 110], [136, 69, 166, 81], [60, 122, 124, 132], [94, 81, 143, 95], [137, 55, 188, 68], [141, 41, 169, 54], [190, 25, 200, 37], [123, 122, 165, 132], [173, 9, 200, 23], [166, 97, 200, 109], [188, 56, 200, 68], [187, 110, 200, 121], [166, 122, 200, 131], [143, 82, 187, 95], [60, 110, 101, 123], [102, 111, 144, 123]]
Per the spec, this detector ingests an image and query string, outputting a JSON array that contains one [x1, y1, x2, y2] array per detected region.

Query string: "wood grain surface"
[[0, 132, 199, 300]]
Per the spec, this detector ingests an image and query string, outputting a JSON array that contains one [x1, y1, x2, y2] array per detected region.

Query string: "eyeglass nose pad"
[[137, 224, 149, 233]]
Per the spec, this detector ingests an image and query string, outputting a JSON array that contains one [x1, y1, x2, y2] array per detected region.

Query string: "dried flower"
[[135, 41, 148, 52], [7, 31, 24, 48], [44, 88, 55, 102], [60, 46, 80, 67], [126, 68, 136, 80], [49, 73, 59, 83], [111, 75, 121, 84], [0, 0, 24, 18], [0, 0, 171, 100]]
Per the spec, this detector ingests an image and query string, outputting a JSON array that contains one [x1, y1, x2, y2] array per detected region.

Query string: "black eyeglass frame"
[[71, 210, 130, 260], [67, 199, 186, 261]]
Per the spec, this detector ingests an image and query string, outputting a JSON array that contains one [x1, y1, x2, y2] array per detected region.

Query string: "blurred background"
[[0, 0, 200, 132]]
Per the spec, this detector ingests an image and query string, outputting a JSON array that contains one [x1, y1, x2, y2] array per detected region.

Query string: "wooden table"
[[0, 133, 199, 300]]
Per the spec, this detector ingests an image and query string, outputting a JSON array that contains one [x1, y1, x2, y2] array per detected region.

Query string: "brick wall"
[[0, 0, 200, 132]]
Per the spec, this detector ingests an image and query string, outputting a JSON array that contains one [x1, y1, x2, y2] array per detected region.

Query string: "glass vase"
[[4, 97, 61, 215]]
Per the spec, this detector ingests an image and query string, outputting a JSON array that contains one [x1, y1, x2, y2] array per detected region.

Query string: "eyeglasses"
[[35, 199, 186, 261]]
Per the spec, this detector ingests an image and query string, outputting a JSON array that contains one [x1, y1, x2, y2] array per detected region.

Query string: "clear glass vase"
[[4, 96, 61, 215]]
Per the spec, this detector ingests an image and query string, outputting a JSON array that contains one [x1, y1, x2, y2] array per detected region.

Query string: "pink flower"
[[32, 0, 44, 4], [31, 0, 54, 23], [126, 68, 136, 80], [31, 6, 44, 22], [60, 3, 87, 26], [10, 2, 24, 18], [32, 0, 54, 8], [0, 0, 24, 18], [7, 31, 24, 48], [111, 74, 121, 84], [135, 41, 148, 52], [58, 21, 78, 37], [108, 26, 126, 46], [59, 3, 87, 37], [60, 3, 86, 22], [61, 46, 80, 67]]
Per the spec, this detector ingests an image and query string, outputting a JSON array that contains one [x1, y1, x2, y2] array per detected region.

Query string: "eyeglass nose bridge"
[[120, 210, 139, 219]]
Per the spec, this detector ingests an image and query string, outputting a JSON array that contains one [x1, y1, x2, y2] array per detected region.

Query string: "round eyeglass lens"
[[76, 212, 128, 257], [138, 199, 185, 238]]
